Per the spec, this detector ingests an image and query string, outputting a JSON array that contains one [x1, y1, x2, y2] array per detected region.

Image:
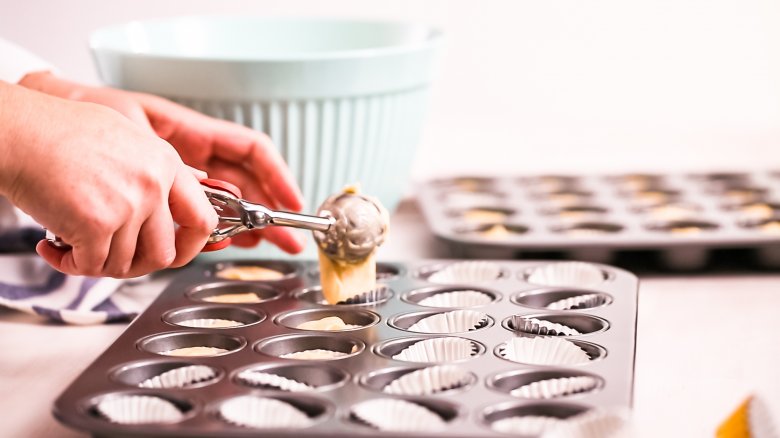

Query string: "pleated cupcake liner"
[[219, 395, 313, 429], [542, 408, 633, 438], [499, 337, 591, 366], [296, 316, 362, 331], [406, 310, 489, 334], [510, 375, 599, 399], [392, 337, 477, 363], [337, 286, 391, 305], [382, 365, 472, 396], [96, 395, 184, 425], [176, 318, 244, 328], [417, 290, 493, 308], [526, 262, 605, 288], [159, 346, 229, 357], [546, 293, 607, 311], [351, 398, 446, 432], [236, 370, 314, 392], [280, 349, 350, 360], [490, 415, 562, 435], [427, 261, 502, 284], [513, 316, 581, 336], [138, 365, 218, 389]]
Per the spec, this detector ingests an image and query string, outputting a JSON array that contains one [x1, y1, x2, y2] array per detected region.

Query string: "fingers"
[[101, 221, 142, 277], [168, 166, 219, 268], [127, 206, 177, 277], [210, 124, 304, 212], [141, 95, 303, 211]]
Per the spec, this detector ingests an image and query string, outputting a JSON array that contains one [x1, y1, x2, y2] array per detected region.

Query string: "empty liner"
[[511, 376, 600, 399], [236, 371, 313, 392], [427, 261, 502, 284], [351, 398, 446, 432], [138, 365, 217, 389], [499, 337, 590, 366], [546, 293, 607, 311], [417, 290, 493, 308], [95, 395, 184, 425], [382, 365, 472, 396], [514, 316, 581, 336], [392, 337, 477, 363], [527, 262, 605, 288], [543, 408, 633, 438], [491, 415, 562, 435], [175, 318, 244, 328], [220, 395, 313, 429], [280, 349, 350, 360], [407, 310, 489, 333]]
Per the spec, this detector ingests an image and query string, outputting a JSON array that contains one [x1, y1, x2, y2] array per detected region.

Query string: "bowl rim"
[[89, 15, 444, 63]]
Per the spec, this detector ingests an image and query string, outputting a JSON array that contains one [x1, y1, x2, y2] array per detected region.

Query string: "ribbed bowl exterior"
[[170, 86, 429, 215]]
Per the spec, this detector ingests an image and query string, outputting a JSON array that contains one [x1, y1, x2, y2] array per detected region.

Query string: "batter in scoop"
[[313, 186, 389, 304]]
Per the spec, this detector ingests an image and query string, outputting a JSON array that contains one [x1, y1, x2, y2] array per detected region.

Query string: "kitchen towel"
[[0, 224, 141, 324]]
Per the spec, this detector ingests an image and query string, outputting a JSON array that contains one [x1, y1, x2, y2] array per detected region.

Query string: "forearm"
[[0, 80, 28, 199]]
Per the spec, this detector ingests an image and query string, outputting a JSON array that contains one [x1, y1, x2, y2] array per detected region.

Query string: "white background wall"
[[2, 0, 780, 180]]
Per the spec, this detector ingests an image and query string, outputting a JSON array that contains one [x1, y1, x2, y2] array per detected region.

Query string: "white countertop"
[[1, 199, 778, 437]]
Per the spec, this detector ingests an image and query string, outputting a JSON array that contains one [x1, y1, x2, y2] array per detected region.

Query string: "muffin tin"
[[419, 172, 780, 269], [53, 259, 637, 437]]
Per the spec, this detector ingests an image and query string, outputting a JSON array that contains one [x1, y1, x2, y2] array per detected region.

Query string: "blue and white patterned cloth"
[[0, 227, 139, 325]]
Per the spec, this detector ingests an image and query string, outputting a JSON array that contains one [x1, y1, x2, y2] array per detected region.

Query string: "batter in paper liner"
[[313, 185, 389, 304]]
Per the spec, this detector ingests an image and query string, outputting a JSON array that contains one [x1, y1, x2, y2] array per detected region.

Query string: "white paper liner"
[[138, 365, 217, 389], [176, 318, 244, 328], [516, 317, 581, 336], [417, 290, 493, 308], [392, 337, 476, 363], [237, 370, 314, 392], [542, 408, 633, 438], [406, 310, 489, 334], [220, 395, 313, 429], [499, 337, 591, 366], [352, 398, 446, 432], [280, 349, 349, 360], [427, 261, 502, 284], [338, 286, 391, 305], [383, 365, 472, 395], [546, 293, 606, 311], [160, 346, 228, 357], [510, 376, 599, 399], [96, 395, 184, 424], [491, 415, 561, 435], [527, 262, 605, 288]]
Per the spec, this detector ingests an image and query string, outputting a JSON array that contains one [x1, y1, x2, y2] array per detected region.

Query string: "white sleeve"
[[0, 38, 56, 84]]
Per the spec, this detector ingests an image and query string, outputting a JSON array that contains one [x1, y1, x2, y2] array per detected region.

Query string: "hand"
[[19, 72, 306, 254], [0, 81, 218, 278]]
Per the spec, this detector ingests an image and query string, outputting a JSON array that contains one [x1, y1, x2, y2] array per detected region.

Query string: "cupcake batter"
[[461, 208, 508, 223], [739, 203, 775, 220], [296, 316, 361, 331], [280, 349, 350, 360], [160, 346, 228, 357], [480, 224, 512, 238], [313, 186, 389, 304], [216, 266, 285, 281], [202, 293, 261, 304], [758, 221, 780, 235]]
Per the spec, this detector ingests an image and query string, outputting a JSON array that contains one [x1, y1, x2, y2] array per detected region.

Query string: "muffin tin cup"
[[54, 259, 637, 437], [420, 173, 780, 270]]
